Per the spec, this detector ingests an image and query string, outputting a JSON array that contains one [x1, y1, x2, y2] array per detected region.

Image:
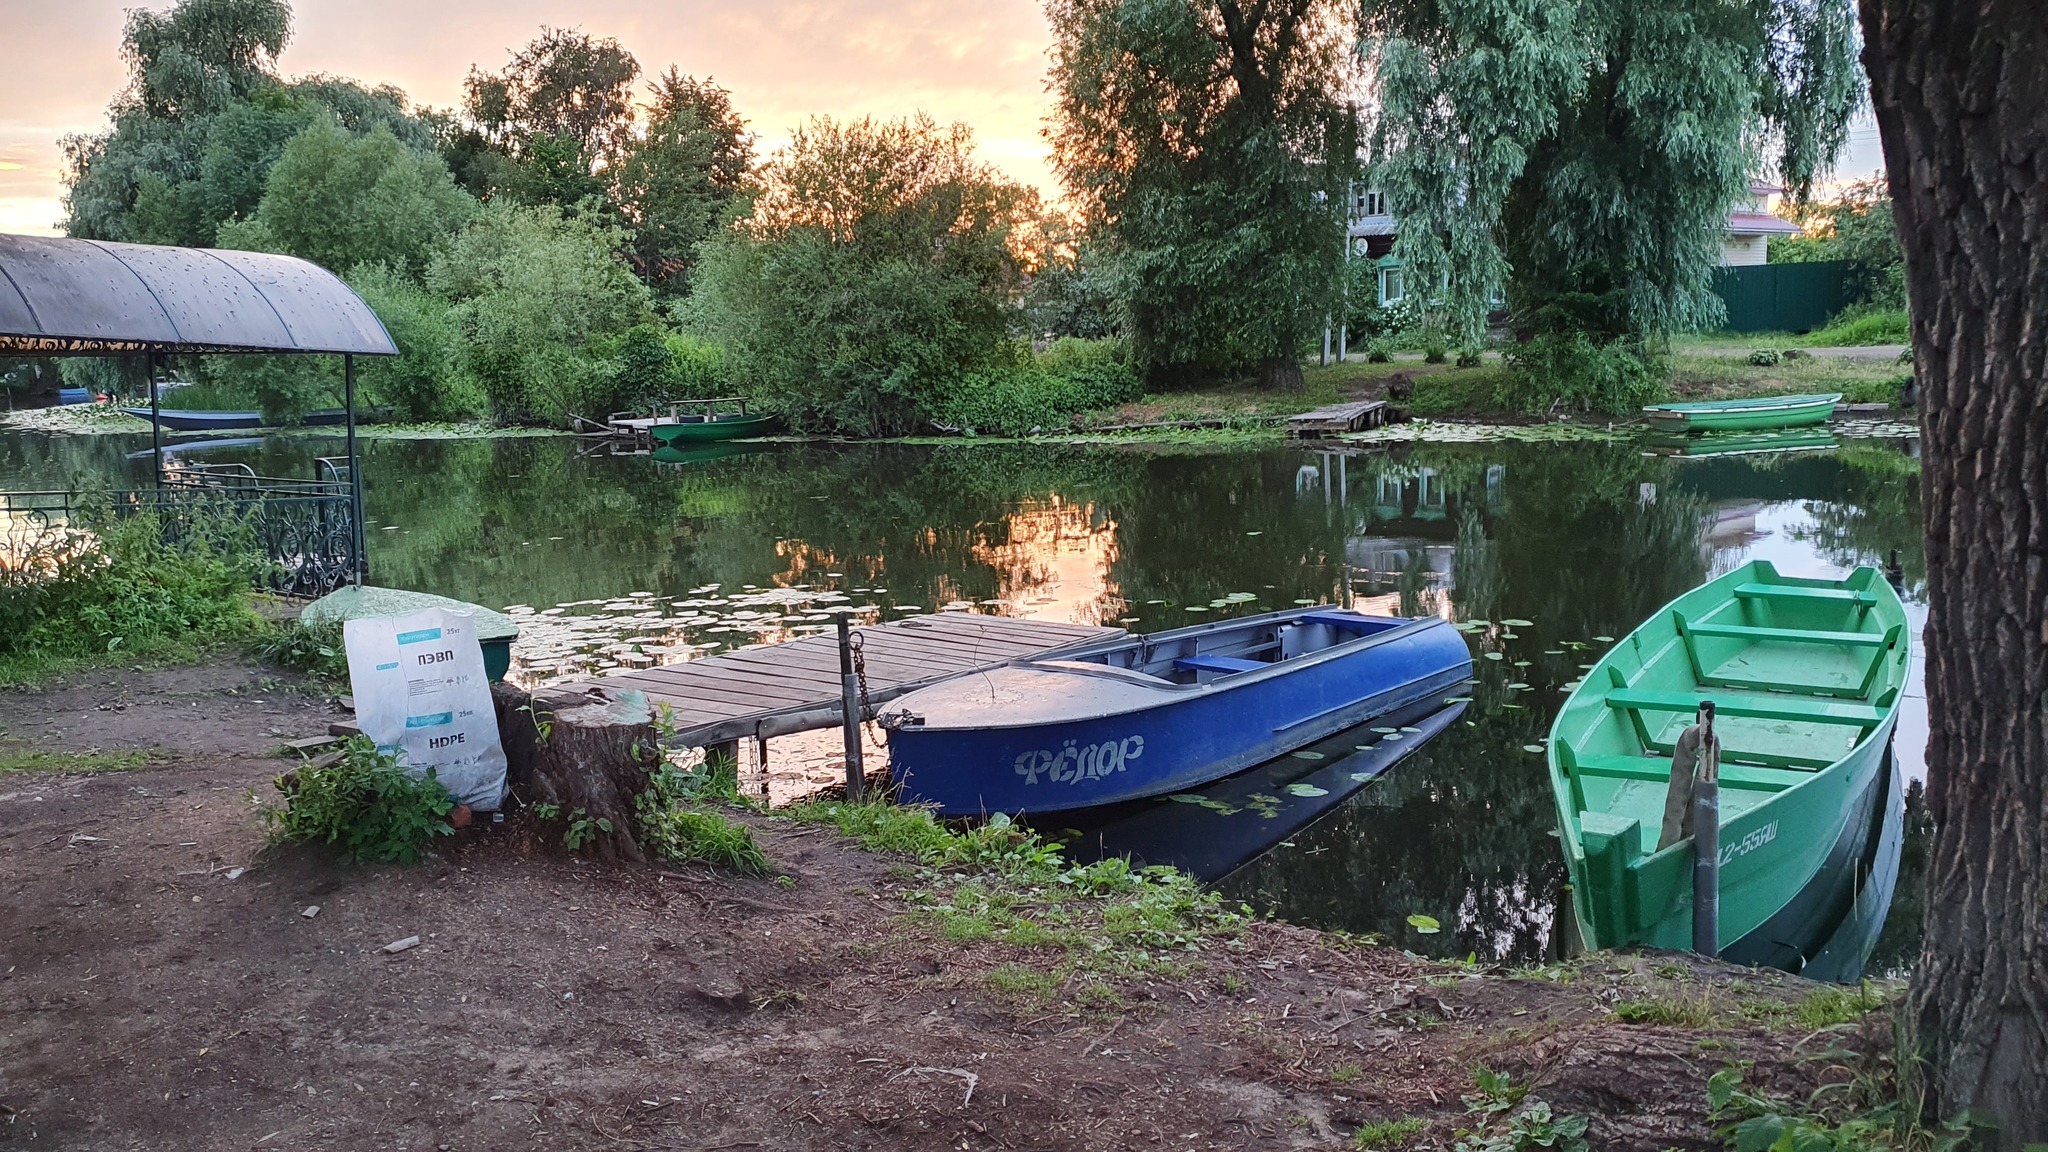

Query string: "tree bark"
[[1259, 355, 1305, 391], [1857, 0, 2047, 1141], [491, 682, 661, 865]]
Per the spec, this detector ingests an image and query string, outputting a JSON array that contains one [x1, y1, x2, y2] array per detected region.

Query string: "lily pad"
[[1371, 727, 1397, 734], [1503, 618, 1534, 628], [1291, 750, 1326, 761], [1523, 744, 1546, 753], [1186, 606, 1209, 612], [1383, 732, 1404, 740], [1513, 660, 1532, 667], [1351, 771, 1378, 782], [1293, 599, 1317, 606], [1245, 530, 1264, 536], [1285, 782, 1329, 797], [1594, 635, 1615, 643], [1407, 914, 1442, 934], [1483, 652, 1505, 661]]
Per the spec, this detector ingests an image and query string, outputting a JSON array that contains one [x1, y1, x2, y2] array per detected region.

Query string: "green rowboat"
[[1643, 429, 1838, 458], [648, 397, 777, 446], [1641, 393, 1841, 433], [1545, 560, 1909, 973]]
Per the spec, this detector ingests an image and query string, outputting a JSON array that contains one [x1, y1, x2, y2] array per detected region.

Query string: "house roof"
[[1726, 212, 1803, 237], [0, 234, 397, 356]]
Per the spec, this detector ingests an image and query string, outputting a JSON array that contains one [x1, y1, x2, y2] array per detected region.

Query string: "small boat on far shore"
[[122, 407, 262, 431], [1642, 393, 1841, 433], [881, 606, 1473, 816], [1644, 429, 1838, 458], [648, 397, 777, 446]]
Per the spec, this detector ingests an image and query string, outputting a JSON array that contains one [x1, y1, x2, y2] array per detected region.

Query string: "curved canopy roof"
[[0, 234, 397, 356]]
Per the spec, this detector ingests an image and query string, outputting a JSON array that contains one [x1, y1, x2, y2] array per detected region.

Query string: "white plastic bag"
[[343, 607, 508, 810]]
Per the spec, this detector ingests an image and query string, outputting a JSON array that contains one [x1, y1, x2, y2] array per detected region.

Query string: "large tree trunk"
[[1857, 1, 2047, 1141], [1259, 355, 1304, 391]]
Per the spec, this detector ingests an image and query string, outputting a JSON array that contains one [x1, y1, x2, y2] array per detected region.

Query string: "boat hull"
[[121, 407, 263, 431], [1642, 393, 1841, 433], [650, 416, 776, 445], [887, 614, 1473, 816]]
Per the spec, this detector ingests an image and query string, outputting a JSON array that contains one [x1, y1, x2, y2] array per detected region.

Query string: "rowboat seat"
[[1175, 654, 1265, 675], [1673, 613, 1903, 699], [1565, 752, 1802, 793], [1604, 687, 1888, 729], [1298, 612, 1376, 630], [1732, 582, 1877, 609]]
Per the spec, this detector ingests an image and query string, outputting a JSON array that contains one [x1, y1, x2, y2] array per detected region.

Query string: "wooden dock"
[[563, 612, 1121, 747], [1286, 400, 1388, 438]]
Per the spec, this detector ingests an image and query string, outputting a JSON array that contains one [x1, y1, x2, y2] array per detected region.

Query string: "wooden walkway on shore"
[[1286, 400, 1389, 438], [565, 612, 1121, 747]]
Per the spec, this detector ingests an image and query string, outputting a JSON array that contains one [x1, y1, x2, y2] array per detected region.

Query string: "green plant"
[[1355, 1116, 1427, 1149], [1456, 347, 1484, 368], [262, 736, 455, 864], [984, 963, 1058, 1000], [1455, 1069, 1587, 1152], [1613, 993, 1716, 1027], [635, 762, 772, 875], [1423, 331, 1451, 364], [1365, 335, 1396, 363], [1748, 348, 1783, 366], [533, 801, 562, 821], [247, 617, 347, 679], [1804, 308, 1910, 348], [1706, 1063, 1966, 1152], [561, 807, 613, 852], [1503, 331, 1666, 415], [1330, 1064, 1363, 1085], [0, 745, 160, 775]]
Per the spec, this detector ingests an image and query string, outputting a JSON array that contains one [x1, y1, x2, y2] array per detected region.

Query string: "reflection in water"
[[0, 427, 1929, 967]]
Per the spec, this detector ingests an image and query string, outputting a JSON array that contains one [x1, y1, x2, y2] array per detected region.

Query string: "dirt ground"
[[2, 657, 1850, 1151]]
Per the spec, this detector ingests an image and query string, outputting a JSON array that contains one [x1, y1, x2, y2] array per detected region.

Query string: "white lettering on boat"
[[1014, 736, 1145, 785], [1719, 821, 1778, 866]]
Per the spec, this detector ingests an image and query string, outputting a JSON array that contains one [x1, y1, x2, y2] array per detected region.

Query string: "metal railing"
[[1, 469, 362, 599]]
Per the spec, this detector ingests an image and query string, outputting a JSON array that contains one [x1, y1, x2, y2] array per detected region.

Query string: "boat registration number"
[[1719, 821, 1778, 866], [1015, 736, 1146, 786]]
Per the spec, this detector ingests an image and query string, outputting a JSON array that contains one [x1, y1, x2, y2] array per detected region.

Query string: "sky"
[[0, 0, 1888, 238]]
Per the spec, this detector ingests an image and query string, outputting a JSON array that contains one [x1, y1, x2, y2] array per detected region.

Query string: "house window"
[[1353, 188, 1388, 217], [1379, 267, 1404, 306]]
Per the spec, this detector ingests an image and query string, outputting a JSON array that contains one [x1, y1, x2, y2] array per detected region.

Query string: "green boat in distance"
[[648, 397, 777, 446], [1546, 560, 1909, 976], [1642, 392, 1842, 433], [1643, 429, 1838, 458]]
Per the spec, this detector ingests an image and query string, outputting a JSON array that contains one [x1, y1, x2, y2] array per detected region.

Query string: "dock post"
[[1692, 701, 1721, 958], [837, 614, 865, 801]]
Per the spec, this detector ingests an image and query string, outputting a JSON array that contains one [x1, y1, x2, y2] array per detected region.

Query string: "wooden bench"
[[1732, 582, 1877, 609], [1673, 612, 1903, 699]]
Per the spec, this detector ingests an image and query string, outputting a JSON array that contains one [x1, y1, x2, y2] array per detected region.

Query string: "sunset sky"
[[0, 0, 1065, 235], [0, 0, 1886, 237]]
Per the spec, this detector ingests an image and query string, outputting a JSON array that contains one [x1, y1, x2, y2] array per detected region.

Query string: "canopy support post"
[[345, 353, 364, 586], [148, 352, 163, 488]]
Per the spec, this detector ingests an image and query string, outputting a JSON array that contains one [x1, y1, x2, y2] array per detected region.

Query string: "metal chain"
[[849, 629, 878, 736]]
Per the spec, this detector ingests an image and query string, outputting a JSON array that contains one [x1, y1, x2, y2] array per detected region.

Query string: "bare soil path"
[[2, 658, 1850, 1150]]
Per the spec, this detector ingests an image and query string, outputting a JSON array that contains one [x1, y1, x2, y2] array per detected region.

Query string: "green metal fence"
[[1712, 260, 1854, 333]]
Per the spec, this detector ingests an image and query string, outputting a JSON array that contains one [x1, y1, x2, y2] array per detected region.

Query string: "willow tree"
[[1859, 0, 2046, 1140], [1360, 0, 1861, 357], [1048, 0, 1362, 390]]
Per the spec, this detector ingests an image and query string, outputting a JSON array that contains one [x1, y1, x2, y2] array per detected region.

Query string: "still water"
[[0, 427, 1930, 970]]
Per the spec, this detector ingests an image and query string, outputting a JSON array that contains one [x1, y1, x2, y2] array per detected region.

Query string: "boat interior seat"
[[1732, 582, 1877, 610], [1563, 749, 1802, 793], [1673, 612, 1902, 699], [1297, 611, 1380, 631], [1174, 654, 1266, 676]]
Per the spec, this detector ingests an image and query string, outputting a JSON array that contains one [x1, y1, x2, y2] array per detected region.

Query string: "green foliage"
[[216, 119, 474, 277], [429, 202, 653, 425], [0, 745, 161, 776], [664, 332, 730, 398], [1613, 993, 1716, 1027], [1364, 0, 1861, 343], [1356, 1117, 1428, 1150], [1750, 349, 1784, 367], [938, 342, 1143, 435], [632, 759, 772, 874], [615, 70, 753, 294], [263, 736, 456, 864], [1366, 336, 1396, 363], [1804, 309, 1910, 347], [198, 354, 334, 425], [1455, 1069, 1589, 1152], [0, 508, 259, 682], [1422, 331, 1450, 364], [247, 617, 347, 679], [461, 28, 641, 185], [561, 807, 613, 852], [1456, 347, 1484, 369], [691, 115, 1036, 435], [346, 264, 477, 422], [1502, 332, 1666, 414], [1049, 0, 1361, 386], [1025, 246, 1123, 341], [1706, 1064, 1966, 1152]]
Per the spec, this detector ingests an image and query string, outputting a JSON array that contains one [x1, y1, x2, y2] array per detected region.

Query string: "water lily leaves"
[[1245, 530, 1264, 536], [1372, 727, 1398, 734], [1483, 652, 1505, 661], [1383, 732, 1404, 741], [1455, 622, 1487, 633], [1186, 605, 1208, 612], [1593, 635, 1615, 643], [1285, 782, 1329, 797], [1523, 744, 1546, 753], [1291, 750, 1326, 761], [1503, 619, 1534, 628], [1467, 619, 1492, 627], [1350, 771, 1378, 782], [1168, 793, 1207, 803], [1506, 682, 1530, 690], [1399, 727, 1421, 733], [1513, 660, 1532, 668], [1444, 696, 1473, 703], [1293, 599, 1317, 606], [1407, 914, 1442, 934], [1544, 649, 1566, 656]]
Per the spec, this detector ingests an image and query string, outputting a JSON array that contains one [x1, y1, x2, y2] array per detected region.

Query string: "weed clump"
[[263, 737, 455, 864], [247, 617, 348, 679], [633, 759, 773, 875]]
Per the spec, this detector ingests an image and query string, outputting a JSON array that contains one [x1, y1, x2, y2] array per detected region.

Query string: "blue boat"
[[880, 607, 1473, 816]]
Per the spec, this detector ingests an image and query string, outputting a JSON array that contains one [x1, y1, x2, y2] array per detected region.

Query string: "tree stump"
[[490, 682, 661, 864]]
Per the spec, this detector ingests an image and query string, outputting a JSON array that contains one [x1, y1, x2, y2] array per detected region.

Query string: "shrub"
[[665, 332, 729, 398], [0, 508, 259, 680], [263, 737, 456, 864], [1365, 335, 1396, 363], [1805, 307, 1909, 347], [937, 343, 1142, 436], [1747, 348, 1782, 366], [635, 761, 773, 874], [1502, 331, 1665, 415], [1422, 330, 1450, 364], [248, 617, 348, 680], [348, 264, 475, 422], [1455, 347, 1484, 368]]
